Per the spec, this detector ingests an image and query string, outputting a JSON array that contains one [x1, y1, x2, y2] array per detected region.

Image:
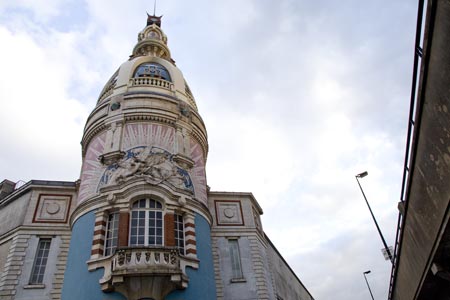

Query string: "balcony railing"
[[387, 1, 427, 299], [100, 247, 188, 295], [112, 247, 180, 273], [129, 77, 173, 91]]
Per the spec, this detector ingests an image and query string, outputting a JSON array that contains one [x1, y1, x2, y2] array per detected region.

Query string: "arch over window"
[[133, 62, 171, 81], [129, 199, 163, 246]]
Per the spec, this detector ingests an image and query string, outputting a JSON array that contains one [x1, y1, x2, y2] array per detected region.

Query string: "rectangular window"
[[129, 206, 163, 246], [30, 238, 51, 284], [105, 212, 119, 256], [174, 214, 185, 255], [228, 239, 243, 279], [148, 211, 163, 246], [130, 210, 146, 246]]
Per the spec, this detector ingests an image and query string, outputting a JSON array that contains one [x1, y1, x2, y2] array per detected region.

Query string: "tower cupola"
[[95, 15, 198, 112], [132, 15, 171, 60]]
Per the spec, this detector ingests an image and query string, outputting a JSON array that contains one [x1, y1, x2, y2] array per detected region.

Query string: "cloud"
[[0, 26, 89, 181], [0, 0, 67, 22]]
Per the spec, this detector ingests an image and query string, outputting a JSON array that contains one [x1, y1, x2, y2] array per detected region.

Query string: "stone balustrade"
[[112, 247, 180, 273], [98, 247, 188, 295], [129, 77, 173, 90]]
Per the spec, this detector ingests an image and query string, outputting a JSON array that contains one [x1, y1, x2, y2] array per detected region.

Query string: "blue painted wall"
[[166, 213, 217, 300], [61, 211, 125, 300], [62, 211, 216, 300]]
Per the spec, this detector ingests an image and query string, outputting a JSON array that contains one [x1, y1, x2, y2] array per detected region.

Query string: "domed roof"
[[96, 15, 198, 111]]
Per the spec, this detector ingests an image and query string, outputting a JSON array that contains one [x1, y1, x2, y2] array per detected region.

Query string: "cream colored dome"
[[96, 15, 197, 111]]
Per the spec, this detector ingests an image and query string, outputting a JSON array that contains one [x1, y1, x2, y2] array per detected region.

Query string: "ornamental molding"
[[124, 114, 176, 125], [190, 129, 209, 160], [133, 44, 170, 60], [71, 181, 213, 229], [88, 247, 198, 299], [81, 124, 108, 157]]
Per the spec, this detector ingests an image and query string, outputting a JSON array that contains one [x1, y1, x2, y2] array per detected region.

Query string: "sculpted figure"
[[100, 146, 192, 192]]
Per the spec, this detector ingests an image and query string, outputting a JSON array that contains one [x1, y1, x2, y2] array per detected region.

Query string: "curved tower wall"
[[62, 16, 215, 300]]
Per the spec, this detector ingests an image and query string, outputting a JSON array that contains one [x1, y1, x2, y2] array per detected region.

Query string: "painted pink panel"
[[122, 123, 175, 151], [77, 133, 106, 205], [190, 140, 207, 205]]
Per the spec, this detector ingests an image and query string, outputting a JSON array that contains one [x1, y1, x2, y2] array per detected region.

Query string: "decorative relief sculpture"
[[98, 146, 194, 193], [215, 201, 244, 226], [33, 194, 72, 223]]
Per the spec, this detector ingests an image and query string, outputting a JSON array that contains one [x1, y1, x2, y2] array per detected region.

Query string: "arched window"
[[133, 62, 171, 81], [129, 199, 163, 246]]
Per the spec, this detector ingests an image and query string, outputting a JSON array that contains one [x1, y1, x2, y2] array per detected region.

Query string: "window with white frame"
[[228, 239, 243, 279], [105, 212, 119, 256], [29, 238, 51, 284], [174, 214, 185, 255], [130, 199, 163, 246]]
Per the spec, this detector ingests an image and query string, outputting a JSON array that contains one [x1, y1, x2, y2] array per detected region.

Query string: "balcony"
[[99, 247, 189, 299], [129, 77, 174, 91]]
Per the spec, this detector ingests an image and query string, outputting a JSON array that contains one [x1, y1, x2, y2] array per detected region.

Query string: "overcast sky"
[[0, 1, 418, 299]]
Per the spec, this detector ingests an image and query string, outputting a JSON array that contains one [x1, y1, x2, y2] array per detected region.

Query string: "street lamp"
[[363, 270, 375, 300], [355, 171, 393, 263]]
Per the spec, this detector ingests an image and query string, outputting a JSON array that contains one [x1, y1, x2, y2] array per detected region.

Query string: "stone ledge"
[[230, 278, 247, 283], [23, 284, 45, 289]]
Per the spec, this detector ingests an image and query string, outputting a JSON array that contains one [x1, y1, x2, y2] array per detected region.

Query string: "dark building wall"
[[392, 0, 450, 299]]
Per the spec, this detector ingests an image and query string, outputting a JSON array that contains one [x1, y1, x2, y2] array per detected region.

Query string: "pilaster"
[[0, 234, 30, 300], [50, 233, 71, 300]]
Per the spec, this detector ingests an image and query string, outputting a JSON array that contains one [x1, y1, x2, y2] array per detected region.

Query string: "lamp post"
[[363, 270, 375, 300], [355, 171, 393, 263]]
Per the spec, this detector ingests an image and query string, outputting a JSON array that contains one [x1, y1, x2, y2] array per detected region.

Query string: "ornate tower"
[[62, 15, 215, 300]]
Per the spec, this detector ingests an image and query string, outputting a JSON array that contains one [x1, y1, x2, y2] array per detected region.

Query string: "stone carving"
[[98, 146, 194, 193], [223, 207, 235, 218], [215, 201, 244, 226], [46, 202, 61, 215], [33, 194, 71, 223], [113, 248, 180, 271]]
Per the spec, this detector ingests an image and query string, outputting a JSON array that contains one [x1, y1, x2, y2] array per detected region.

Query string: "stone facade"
[[0, 181, 76, 300], [208, 192, 312, 300], [0, 15, 314, 300]]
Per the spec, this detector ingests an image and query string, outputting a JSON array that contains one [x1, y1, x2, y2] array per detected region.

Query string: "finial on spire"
[[153, 0, 157, 16], [147, 12, 162, 27]]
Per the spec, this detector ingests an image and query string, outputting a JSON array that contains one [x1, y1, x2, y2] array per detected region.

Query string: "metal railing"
[[387, 0, 427, 299]]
